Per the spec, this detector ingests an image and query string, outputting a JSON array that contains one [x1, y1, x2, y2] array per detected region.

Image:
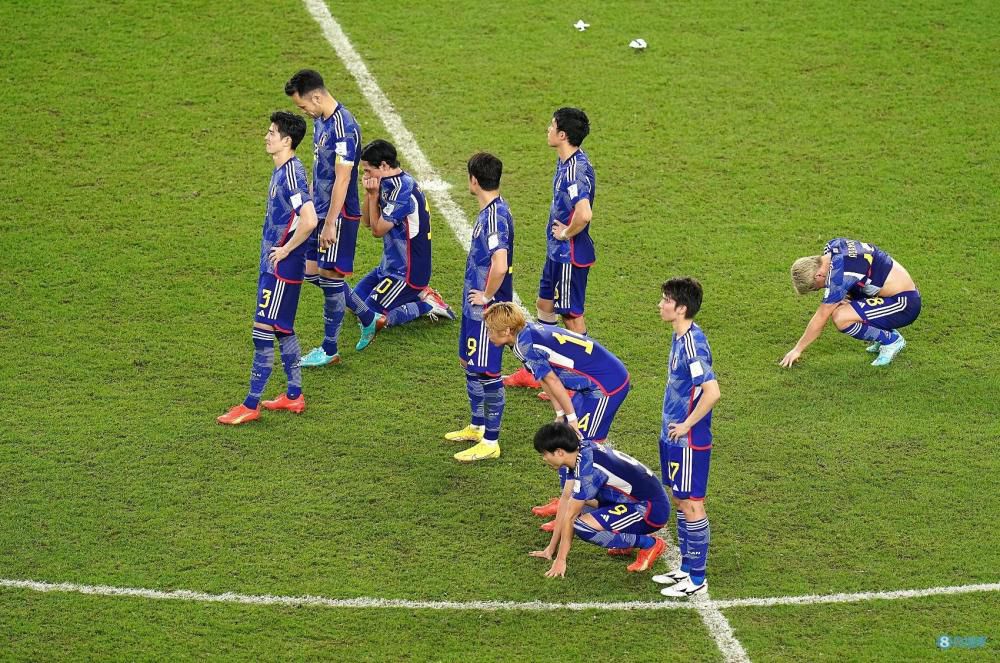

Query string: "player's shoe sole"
[[627, 536, 667, 572], [652, 569, 690, 585], [356, 314, 386, 352], [871, 334, 906, 366], [299, 347, 342, 367], [866, 341, 881, 353], [444, 425, 485, 442], [262, 393, 306, 413], [659, 578, 708, 598], [453, 441, 500, 462], [503, 367, 541, 389], [217, 404, 260, 425], [531, 497, 560, 518]]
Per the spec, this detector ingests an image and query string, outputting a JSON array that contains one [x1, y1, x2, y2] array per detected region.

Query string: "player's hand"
[[779, 348, 802, 368], [362, 175, 380, 194], [319, 221, 337, 250], [468, 289, 490, 307], [667, 421, 691, 441], [551, 221, 569, 241], [529, 548, 554, 560], [545, 559, 567, 578], [269, 245, 290, 268]]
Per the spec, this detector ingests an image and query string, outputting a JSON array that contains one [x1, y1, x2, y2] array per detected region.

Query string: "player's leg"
[[558, 262, 589, 334], [574, 382, 630, 444], [834, 300, 899, 350], [535, 257, 560, 325], [376, 278, 434, 328], [859, 292, 921, 366], [573, 506, 667, 572], [658, 446, 711, 597], [352, 268, 388, 351], [302, 223, 321, 290], [447, 320, 486, 442], [261, 279, 306, 413], [454, 319, 505, 462], [326, 216, 377, 327]]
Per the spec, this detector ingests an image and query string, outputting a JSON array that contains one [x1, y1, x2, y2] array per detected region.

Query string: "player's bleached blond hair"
[[790, 255, 824, 295], [482, 301, 527, 335]]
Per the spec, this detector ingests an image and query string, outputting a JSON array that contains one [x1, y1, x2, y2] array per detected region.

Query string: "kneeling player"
[[218, 112, 317, 425], [529, 423, 668, 578], [781, 238, 921, 367]]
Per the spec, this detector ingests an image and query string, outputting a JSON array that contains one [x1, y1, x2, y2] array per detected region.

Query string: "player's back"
[[824, 238, 893, 298], [588, 443, 668, 506], [521, 324, 629, 395]]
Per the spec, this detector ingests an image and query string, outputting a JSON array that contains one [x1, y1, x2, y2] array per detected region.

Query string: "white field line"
[[301, 0, 528, 315], [2, 577, 997, 612]]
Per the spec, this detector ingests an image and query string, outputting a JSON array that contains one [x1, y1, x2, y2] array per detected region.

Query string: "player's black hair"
[[553, 107, 590, 147], [269, 111, 306, 150], [533, 422, 581, 455], [467, 152, 503, 191], [661, 277, 703, 319], [284, 69, 326, 97], [361, 139, 400, 168]]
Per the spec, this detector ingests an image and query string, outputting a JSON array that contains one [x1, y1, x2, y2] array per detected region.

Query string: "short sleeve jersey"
[[463, 196, 514, 320], [512, 323, 629, 395], [822, 238, 895, 304], [564, 441, 669, 506], [311, 104, 362, 221], [660, 324, 716, 449], [377, 172, 432, 288], [546, 149, 596, 266], [260, 157, 312, 282]]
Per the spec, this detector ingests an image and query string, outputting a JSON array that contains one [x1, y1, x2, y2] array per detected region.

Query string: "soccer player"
[[506, 107, 595, 390], [355, 139, 453, 340], [447, 153, 514, 463], [529, 422, 669, 578], [653, 277, 720, 597], [781, 238, 920, 367], [284, 69, 383, 364], [484, 302, 630, 448], [218, 112, 318, 425]]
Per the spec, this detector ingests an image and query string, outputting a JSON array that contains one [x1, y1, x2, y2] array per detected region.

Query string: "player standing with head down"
[[653, 277, 720, 597], [284, 69, 384, 362], [217, 112, 318, 425], [505, 107, 595, 389], [447, 153, 514, 463], [781, 238, 920, 367]]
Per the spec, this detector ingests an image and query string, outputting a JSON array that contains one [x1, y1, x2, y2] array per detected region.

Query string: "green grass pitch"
[[1, 0, 997, 660]]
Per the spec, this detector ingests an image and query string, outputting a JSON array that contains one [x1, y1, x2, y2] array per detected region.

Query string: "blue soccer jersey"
[[546, 149, 596, 267], [311, 103, 362, 221], [822, 238, 895, 305], [260, 157, 312, 282], [463, 196, 514, 320], [661, 324, 715, 450], [512, 324, 629, 396], [377, 172, 432, 288], [562, 441, 669, 510]]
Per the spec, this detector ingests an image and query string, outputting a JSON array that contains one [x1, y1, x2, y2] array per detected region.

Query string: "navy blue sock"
[[346, 282, 375, 326], [275, 332, 302, 399], [677, 511, 690, 573], [466, 370, 485, 427], [841, 321, 898, 345], [304, 273, 321, 290], [244, 328, 274, 409], [319, 277, 345, 356], [686, 516, 710, 585], [572, 520, 653, 549], [387, 301, 432, 327], [481, 376, 505, 445]]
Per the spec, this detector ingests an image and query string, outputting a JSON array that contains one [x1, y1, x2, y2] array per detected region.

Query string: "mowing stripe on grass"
[[301, 0, 528, 315]]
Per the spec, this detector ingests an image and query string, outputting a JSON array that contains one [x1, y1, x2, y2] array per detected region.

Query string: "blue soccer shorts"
[[538, 256, 589, 317], [585, 499, 671, 533], [459, 313, 503, 376], [254, 272, 303, 334], [306, 215, 361, 277], [573, 382, 630, 442], [849, 289, 922, 331], [353, 268, 423, 314], [660, 443, 712, 501]]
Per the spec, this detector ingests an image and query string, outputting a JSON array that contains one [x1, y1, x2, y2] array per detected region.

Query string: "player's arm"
[[319, 161, 355, 249], [780, 302, 839, 367], [667, 379, 720, 441], [555, 198, 593, 240], [547, 494, 586, 578], [468, 250, 508, 306], [539, 372, 581, 434], [269, 201, 318, 268]]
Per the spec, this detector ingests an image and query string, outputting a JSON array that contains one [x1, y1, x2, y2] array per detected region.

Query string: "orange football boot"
[[262, 393, 306, 413], [217, 404, 260, 425], [531, 497, 561, 518], [627, 536, 667, 572], [504, 367, 541, 388]]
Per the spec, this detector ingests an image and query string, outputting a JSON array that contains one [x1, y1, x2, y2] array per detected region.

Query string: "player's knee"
[[536, 297, 553, 313], [253, 322, 274, 332], [318, 268, 341, 280], [832, 305, 858, 330]]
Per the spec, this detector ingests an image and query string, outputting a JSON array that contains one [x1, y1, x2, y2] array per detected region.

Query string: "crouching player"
[[781, 238, 920, 367], [218, 112, 318, 424], [529, 422, 668, 578]]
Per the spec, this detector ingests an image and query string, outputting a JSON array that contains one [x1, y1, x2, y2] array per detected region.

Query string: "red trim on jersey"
[[566, 208, 596, 268], [642, 500, 669, 529]]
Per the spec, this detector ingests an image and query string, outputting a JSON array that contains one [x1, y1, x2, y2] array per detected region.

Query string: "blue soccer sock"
[[304, 273, 321, 289], [841, 321, 898, 345], [345, 282, 375, 326], [676, 511, 690, 573], [244, 328, 275, 409], [573, 520, 654, 549], [386, 301, 432, 327], [686, 516, 710, 585], [318, 277, 346, 356], [466, 370, 486, 427], [481, 375, 505, 446], [275, 332, 302, 399]]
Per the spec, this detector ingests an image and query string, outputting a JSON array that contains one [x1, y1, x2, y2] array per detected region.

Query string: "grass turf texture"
[[1, 0, 998, 659]]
